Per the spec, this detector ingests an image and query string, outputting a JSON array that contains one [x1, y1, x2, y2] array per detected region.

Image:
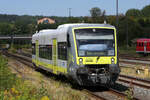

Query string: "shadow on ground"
[[35, 68, 128, 92]]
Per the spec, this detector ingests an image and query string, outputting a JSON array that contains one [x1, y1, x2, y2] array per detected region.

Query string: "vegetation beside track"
[[119, 46, 150, 58], [120, 65, 150, 80], [0, 54, 90, 100], [0, 54, 52, 100], [119, 46, 136, 56]]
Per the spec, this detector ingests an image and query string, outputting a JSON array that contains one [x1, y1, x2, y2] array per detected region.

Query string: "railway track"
[[119, 54, 150, 62], [119, 54, 150, 66], [4, 51, 150, 100], [84, 88, 139, 100], [120, 59, 150, 66], [3, 51, 33, 67], [118, 75, 150, 89]]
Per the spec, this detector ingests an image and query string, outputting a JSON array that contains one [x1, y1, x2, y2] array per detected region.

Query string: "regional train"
[[136, 38, 150, 54], [32, 23, 120, 86]]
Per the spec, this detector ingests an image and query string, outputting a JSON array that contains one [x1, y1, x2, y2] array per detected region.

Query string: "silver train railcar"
[[32, 23, 120, 86]]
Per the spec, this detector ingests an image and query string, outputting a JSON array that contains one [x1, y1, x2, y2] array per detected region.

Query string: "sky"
[[0, 0, 150, 17]]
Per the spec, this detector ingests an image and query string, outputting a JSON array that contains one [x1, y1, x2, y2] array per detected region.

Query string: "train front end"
[[68, 26, 120, 86]]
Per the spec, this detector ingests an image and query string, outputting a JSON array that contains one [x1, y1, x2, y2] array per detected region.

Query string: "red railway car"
[[136, 38, 150, 54]]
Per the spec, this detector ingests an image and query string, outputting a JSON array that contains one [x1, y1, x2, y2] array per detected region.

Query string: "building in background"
[[38, 18, 55, 24]]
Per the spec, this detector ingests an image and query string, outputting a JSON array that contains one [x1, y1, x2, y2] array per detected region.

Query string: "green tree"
[[90, 7, 101, 18], [118, 17, 142, 45], [0, 23, 14, 35], [126, 9, 142, 17], [138, 18, 145, 27], [68, 17, 81, 23], [37, 23, 59, 31], [89, 7, 105, 23], [141, 5, 150, 17]]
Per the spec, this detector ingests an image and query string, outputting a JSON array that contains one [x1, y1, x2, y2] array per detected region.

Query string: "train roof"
[[57, 23, 115, 29], [32, 23, 116, 44], [33, 23, 115, 36], [137, 38, 150, 42]]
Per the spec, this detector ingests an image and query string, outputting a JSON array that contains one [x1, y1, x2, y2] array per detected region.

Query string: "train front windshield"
[[74, 28, 115, 57]]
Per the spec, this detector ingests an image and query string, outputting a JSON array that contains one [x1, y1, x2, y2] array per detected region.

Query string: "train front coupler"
[[76, 67, 111, 86]]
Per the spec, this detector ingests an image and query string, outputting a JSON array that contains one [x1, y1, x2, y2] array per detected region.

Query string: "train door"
[[139, 42, 144, 52], [35, 40, 39, 66], [136, 42, 140, 51], [144, 41, 147, 53], [146, 42, 150, 52], [52, 39, 57, 74]]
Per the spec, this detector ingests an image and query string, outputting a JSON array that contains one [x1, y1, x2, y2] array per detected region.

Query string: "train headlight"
[[79, 58, 83, 65], [111, 58, 115, 64]]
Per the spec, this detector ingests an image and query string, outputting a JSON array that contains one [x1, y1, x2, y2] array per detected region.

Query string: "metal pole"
[[116, 0, 119, 31], [11, 34, 14, 49], [69, 8, 71, 17], [126, 17, 128, 49]]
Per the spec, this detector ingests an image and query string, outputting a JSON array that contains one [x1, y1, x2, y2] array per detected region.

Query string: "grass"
[[0, 54, 91, 100], [120, 66, 150, 79], [119, 46, 142, 57], [119, 46, 137, 56], [13, 44, 32, 50], [0, 54, 51, 100], [0, 55, 16, 91], [33, 74, 90, 100], [119, 45, 150, 58]]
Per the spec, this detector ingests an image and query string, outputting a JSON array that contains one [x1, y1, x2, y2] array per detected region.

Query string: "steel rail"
[[109, 88, 139, 100], [120, 74, 150, 84], [84, 89, 139, 100], [3, 51, 147, 100], [83, 89, 107, 100], [119, 54, 150, 62]]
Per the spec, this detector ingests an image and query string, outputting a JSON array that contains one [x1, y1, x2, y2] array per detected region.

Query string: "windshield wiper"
[[96, 56, 101, 63]]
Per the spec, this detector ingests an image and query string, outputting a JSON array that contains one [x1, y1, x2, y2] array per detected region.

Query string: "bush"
[[0, 55, 51, 100], [0, 55, 17, 90]]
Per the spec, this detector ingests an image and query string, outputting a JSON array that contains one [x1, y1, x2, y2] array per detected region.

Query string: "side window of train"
[[138, 43, 140, 46], [47, 45, 52, 60], [39, 45, 43, 58], [32, 43, 35, 55], [39, 45, 52, 60], [141, 43, 143, 47], [58, 42, 67, 60]]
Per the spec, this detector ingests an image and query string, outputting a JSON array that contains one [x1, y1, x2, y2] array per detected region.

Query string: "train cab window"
[[32, 43, 35, 55], [58, 42, 67, 60]]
